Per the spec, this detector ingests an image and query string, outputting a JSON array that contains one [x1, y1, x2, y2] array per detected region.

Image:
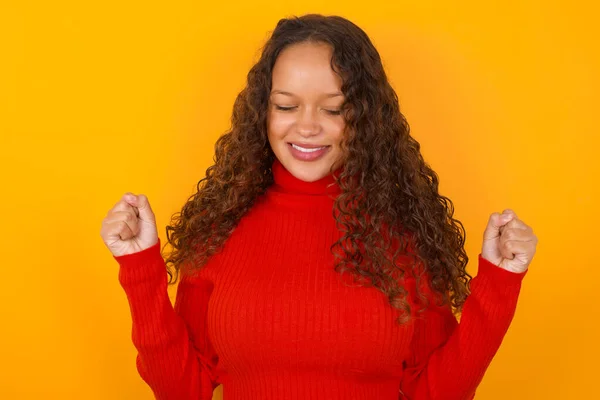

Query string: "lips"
[[287, 143, 331, 161], [288, 142, 329, 149]]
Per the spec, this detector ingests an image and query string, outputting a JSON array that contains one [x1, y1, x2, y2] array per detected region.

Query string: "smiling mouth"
[[289, 143, 330, 152], [287, 143, 331, 161]]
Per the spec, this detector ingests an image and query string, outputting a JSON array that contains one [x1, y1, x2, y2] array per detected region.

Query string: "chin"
[[286, 160, 332, 183]]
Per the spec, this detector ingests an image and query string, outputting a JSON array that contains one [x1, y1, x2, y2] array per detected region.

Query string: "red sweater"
[[114, 158, 527, 400]]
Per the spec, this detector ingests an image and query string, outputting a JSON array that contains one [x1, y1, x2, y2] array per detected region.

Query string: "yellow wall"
[[1, 1, 597, 398]]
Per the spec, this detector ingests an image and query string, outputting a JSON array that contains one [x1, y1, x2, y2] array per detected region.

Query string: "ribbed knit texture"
[[114, 158, 528, 400]]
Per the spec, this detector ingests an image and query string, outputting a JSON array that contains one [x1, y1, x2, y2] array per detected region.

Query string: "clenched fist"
[[482, 209, 538, 274], [100, 192, 159, 257]]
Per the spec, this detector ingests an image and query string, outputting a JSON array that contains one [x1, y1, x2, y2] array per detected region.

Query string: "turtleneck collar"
[[270, 158, 342, 196]]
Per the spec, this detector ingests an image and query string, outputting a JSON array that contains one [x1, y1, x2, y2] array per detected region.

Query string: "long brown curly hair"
[[162, 14, 472, 324]]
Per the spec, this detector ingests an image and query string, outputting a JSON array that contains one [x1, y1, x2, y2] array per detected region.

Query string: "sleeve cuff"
[[477, 253, 528, 285], [474, 254, 528, 302], [114, 238, 166, 286]]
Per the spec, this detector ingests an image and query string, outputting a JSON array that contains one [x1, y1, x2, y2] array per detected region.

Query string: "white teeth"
[[291, 144, 326, 153]]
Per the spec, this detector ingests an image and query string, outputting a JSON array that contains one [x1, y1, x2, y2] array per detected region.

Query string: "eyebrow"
[[270, 90, 343, 98]]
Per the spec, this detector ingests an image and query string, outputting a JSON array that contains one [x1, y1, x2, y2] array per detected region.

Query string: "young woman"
[[101, 14, 538, 400]]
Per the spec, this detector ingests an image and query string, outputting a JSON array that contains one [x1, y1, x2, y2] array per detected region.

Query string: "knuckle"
[[503, 228, 515, 240]]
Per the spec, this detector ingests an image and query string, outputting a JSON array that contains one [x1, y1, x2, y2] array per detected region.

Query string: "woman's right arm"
[[114, 238, 220, 400]]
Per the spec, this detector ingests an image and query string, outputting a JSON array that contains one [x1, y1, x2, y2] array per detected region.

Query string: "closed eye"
[[275, 105, 296, 111], [274, 105, 341, 115]]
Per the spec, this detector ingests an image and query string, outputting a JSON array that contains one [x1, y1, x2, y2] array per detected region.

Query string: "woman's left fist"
[[481, 209, 538, 273]]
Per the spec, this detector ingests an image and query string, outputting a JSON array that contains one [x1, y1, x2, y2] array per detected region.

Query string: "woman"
[[101, 14, 538, 400]]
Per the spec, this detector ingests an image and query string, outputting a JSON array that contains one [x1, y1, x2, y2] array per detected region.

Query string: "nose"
[[296, 107, 321, 136]]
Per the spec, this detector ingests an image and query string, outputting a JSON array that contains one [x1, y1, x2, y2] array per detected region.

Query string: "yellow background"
[[1, 1, 598, 398]]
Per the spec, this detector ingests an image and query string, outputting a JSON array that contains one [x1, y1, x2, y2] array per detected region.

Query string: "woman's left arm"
[[399, 209, 537, 400]]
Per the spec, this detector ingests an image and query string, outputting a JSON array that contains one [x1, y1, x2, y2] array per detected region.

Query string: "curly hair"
[[162, 13, 472, 325]]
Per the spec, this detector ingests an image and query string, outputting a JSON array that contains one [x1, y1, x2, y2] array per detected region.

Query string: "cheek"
[[267, 114, 294, 140], [327, 119, 346, 146]]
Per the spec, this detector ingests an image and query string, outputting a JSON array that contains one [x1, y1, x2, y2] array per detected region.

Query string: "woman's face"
[[267, 41, 345, 182]]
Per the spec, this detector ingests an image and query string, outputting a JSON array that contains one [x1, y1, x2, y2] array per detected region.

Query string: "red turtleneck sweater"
[[114, 158, 527, 400]]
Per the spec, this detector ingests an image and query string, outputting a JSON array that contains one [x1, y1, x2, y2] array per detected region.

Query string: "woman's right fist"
[[100, 192, 159, 257]]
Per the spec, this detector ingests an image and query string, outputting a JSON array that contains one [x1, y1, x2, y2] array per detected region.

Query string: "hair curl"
[[162, 14, 472, 324]]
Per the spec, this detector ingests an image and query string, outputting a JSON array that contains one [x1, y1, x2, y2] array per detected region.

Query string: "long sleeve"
[[114, 238, 220, 400], [399, 254, 528, 400]]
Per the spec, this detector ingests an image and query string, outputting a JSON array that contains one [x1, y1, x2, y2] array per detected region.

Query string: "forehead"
[[271, 42, 343, 95]]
